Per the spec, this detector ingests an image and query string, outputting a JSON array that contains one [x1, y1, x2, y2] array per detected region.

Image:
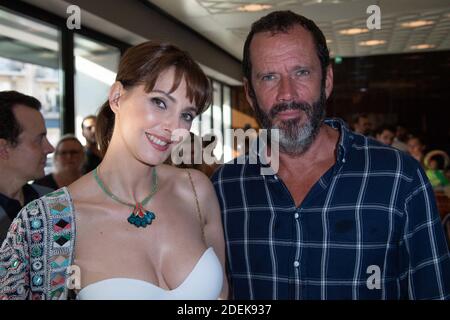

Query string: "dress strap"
[[186, 170, 206, 245]]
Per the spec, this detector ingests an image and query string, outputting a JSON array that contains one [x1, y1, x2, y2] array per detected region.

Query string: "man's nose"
[[276, 77, 297, 102], [45, 138, 55, 154]]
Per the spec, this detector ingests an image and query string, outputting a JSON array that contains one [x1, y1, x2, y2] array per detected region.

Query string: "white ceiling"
[[147, 0, 450, 60]]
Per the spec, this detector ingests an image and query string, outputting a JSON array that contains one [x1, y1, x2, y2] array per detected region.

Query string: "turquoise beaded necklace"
[[93, 166, 158, 228]]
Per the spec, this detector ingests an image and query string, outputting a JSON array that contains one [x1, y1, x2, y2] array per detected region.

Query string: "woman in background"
[[33, 134, 84, 190]]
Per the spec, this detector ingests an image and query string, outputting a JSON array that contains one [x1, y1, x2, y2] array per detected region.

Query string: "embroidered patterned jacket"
[[0, 188, 75, 300]]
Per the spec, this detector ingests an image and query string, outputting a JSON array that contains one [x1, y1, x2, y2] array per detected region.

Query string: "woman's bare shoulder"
[[158, 165, 212, 201], [158, 164, 206, 185], [66, 172, 101, 203]]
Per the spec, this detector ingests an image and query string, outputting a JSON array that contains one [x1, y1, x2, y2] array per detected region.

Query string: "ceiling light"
[[410, 44, 435, 50], [303, 0, 342, 5], [326, 39, 333, 43], [339, 28, 369, 35], [401, 20, 434, 28], [39, 52, 56, 59], [359, 40, 386, 46], [237, 4, 272, 12]]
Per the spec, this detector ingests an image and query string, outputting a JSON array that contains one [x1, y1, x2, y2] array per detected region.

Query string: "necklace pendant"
[[127, 203, 156, 228]]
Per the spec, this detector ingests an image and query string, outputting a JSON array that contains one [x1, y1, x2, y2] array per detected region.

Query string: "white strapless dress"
[[76, 247, 223, 300]]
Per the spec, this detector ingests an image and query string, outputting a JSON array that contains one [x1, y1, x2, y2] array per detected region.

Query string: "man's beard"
[[252, 87, 326, 156]]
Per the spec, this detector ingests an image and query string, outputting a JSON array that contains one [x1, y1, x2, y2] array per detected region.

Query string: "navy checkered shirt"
[[211, 118, 450, 300]]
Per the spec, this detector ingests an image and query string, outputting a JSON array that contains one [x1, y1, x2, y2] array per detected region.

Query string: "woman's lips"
[[145, 133, 171, 152]]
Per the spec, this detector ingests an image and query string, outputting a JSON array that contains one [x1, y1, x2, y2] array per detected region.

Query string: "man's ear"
[[243, 78, 256, 111], [108, 81, 124, 114], [0, 139, 10, 160], [325, 65, 334, 99]]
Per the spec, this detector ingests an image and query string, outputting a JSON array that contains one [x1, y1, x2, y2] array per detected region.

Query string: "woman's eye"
[[152, 98, 166, 109], [182, 112, 194, 122]]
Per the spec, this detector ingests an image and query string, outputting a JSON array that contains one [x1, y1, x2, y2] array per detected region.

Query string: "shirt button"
[[342, 158, 346, 163], [293, 261, 300, 268], [294, 213, 299, 219], [273, 175, 278, 180]]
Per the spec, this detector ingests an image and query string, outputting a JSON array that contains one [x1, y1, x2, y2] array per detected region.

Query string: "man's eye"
[[152, 98, 166, 109], [261, 74, 276, 81], [296, 69, 310, 76], [36, 135, 44, 144]]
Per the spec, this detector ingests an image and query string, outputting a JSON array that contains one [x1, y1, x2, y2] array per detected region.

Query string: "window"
[[195, 79, 232, 163], [222, 85, 232, 162], [0, 7, 62, 147], [212, 81, 223, 160], [213, 81, 233, 163], [74, 34, 120, 144]]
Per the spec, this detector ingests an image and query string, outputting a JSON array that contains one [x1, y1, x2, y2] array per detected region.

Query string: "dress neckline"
[[78, 247, 214, 295]]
